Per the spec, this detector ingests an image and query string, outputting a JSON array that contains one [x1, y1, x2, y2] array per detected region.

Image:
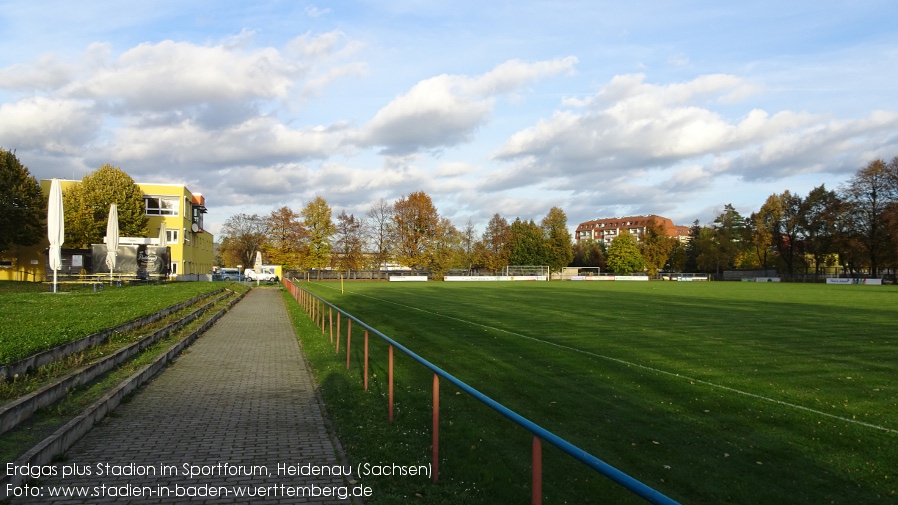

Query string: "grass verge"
[[0, 282, 231, 363], [0, 284, 248, 464]]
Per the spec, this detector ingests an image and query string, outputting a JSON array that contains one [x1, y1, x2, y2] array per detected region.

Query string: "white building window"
[[164, 229, 179, 245], [170, 262, 178, 275], [144, 196, 179, 216]]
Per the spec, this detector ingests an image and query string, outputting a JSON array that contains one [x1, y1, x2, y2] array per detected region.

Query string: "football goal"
[[504, 265, 549, 280]]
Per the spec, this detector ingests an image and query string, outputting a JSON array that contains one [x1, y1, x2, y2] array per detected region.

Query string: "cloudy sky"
[[2, 1, 897, 237]]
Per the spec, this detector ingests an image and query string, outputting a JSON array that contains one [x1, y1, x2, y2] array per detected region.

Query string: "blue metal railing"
[[285, 279, 681, 505]]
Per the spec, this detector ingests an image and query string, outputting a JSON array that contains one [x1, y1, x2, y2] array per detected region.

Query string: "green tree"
[[540, 207, 573, 277], [392, 191, 439, 270], [712, 204, 749, 272], [507, 218, 546, 266], [666, 240, 687, 272], [606, 231, 644, 274], [0, 149, 45, 254], [63, 164, 148, 248], [302, 196, 336, 272], [684, 220, 705, 272], [801, 185, 842, 275]]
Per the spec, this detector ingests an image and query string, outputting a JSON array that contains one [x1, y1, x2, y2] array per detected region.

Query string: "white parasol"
[[47, 179, 64, 293], [105, 203, 119, 275], [158, 221, 167, 246], [254, 250, 262, 284]]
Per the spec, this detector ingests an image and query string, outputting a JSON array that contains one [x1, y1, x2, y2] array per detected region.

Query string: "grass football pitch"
[[295, 280, 896, 504]]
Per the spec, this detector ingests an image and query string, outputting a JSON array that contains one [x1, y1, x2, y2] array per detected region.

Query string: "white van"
[[245, 268, 277, 282]]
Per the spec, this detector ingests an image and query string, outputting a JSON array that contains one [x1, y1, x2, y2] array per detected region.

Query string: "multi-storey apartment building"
[[575, 215, 690, 246]]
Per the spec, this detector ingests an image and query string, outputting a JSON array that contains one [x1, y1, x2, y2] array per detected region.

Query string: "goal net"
[[504, 265, 549, 280]]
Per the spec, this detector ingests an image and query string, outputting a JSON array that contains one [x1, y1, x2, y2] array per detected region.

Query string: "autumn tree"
[[640, 217, 676, 276], [302, 196, 336, 272], [63, 164, 148, 248], [459, 218, 479, 273], [392, 191, 439, 270], [840, 158, 897, 276], [478, 213, 511, 273], [429, 217, 463, 279], [749, 207, 775, 270], [218, 213, 266, 267], [264, 206, 307, 269], [333, 211, 366, 272], [0, 149, 45, 254], [570, 239, 605, 269], [540, 207, 573, 277], [606, 231, 644, 274], [366, 198, 393, 270]]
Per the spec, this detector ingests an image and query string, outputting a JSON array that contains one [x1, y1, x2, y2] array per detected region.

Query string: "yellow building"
[[0, 180, 213, 282]]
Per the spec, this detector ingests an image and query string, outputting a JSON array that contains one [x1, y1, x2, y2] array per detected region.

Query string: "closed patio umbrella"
[[158, 221, 167, 246], [105, 203, 119, 275], [254, 250, 262, 284], [47, 178, 64, 293]]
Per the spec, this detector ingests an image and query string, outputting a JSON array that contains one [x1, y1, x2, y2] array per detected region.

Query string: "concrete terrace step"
[[6, 288, 356, 504]]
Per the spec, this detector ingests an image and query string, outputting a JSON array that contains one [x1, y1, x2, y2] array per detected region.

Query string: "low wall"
[[389, 276, 428, 282], [826, 278, 883, 285], [570, 275, 649, 281], [444, 276, 547, 281]]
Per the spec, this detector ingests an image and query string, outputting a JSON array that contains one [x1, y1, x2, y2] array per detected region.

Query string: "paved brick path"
[[11, 288, 358, 504]]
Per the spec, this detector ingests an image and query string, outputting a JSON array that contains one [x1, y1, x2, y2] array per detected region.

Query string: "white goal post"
[[504, 265, 549, 280]]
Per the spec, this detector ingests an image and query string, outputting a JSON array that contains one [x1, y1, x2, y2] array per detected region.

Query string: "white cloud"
[[353, 57, 577, 154], [305, 6, 332, 18], [434, 161, 480, 178], [100, 116, 348, 175], [0, 97, 98, 151], [64, 40, 299, 109], [493, 73, 898, 191]]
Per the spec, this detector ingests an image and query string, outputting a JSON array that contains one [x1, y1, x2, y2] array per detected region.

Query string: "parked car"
[[244, 268, 278, 282], [214, 268, 240, 281]]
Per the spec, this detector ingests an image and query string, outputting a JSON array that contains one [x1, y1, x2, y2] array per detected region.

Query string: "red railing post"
[[336, 312, 341, 353], [346, 320, 352, 369], [432, 373, 440, 483], [363, 330, 369, 391], [532, 436, 542, 505], [388, 344, 394, 423]]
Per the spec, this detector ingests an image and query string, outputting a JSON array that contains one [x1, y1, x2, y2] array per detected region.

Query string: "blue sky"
[[2, 1, 897, 237]]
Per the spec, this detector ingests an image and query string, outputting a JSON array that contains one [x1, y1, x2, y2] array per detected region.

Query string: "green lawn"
[[290, 280, 897, 505], [0, 281, 229, 364]]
